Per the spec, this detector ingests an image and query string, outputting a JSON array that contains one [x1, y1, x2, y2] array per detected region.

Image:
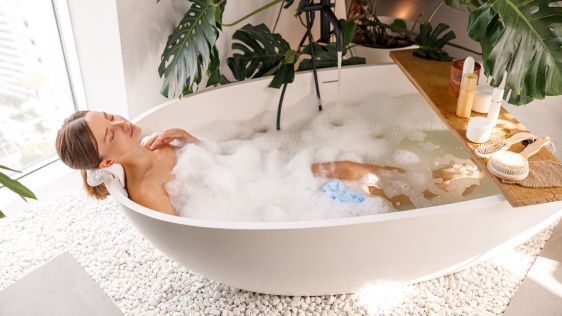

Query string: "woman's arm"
[[143, 128, 199, 150], [311, 161, 380, 180], [311, 161, 404, 180]]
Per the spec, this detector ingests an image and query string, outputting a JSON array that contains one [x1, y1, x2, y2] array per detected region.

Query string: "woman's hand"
[[143, 128, 199, 150]]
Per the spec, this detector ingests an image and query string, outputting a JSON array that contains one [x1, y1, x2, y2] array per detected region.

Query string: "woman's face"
[[85, 111, 142, 168]]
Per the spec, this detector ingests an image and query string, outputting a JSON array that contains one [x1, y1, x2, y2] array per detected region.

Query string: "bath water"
[[165, 92, 490, 222]]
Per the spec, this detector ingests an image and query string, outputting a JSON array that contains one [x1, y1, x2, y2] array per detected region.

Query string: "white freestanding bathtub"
[[105, 63, 562, 296]]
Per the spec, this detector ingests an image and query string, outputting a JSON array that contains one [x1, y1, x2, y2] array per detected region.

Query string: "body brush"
[[487, 137, 552, 181]]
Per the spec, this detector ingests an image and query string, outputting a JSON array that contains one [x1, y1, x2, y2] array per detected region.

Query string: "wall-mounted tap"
[[276, 0, 343, 130], [303, 0, 343, 53]]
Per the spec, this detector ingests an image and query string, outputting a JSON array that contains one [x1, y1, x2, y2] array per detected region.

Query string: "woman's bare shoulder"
[[129, 186, 177, 216]]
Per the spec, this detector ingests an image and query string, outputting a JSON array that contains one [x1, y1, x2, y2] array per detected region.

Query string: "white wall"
[[66, 0, 129, 117], [115, 0, 346, 118]]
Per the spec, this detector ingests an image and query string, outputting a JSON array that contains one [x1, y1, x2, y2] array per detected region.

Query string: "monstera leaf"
[[269, 50, 299, 88], [297, 43, 366, 70], [158, 0, 223, 98], [414, 22, 456, 61], [205, 46, 222, 87], [468, 0, 562, 105], [226, 23, 291, 81]]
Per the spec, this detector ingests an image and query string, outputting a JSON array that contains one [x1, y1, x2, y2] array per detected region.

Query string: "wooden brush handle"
[[506, 132, 535, 146], [521, 137, 551, 159]]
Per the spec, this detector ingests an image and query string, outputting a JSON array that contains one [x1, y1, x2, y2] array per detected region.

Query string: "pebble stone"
[[0, 190, 558, 315]]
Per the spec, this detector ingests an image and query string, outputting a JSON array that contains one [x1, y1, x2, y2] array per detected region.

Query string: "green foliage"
[[226, 23, 299, 88], [444, 0, 470, 10], [390, 19, 407, 31], [340, 19, 357, 54], [206, 46, 222, 87], [159, 1, 365, 95], [444, 0, 484, 11], [225, 21, 365, 89], [269, 50, 298, 88], [226, 23, 291, 81], [352, 16, 414, 49], [283, 0, 310, 16], [0, 165, 37, 219], [158, 0, 223, 98], [413, 22, 456, 61], [297, 43, 366, 71], [298, 19, 365, 71], [468, 0, 562, 105]]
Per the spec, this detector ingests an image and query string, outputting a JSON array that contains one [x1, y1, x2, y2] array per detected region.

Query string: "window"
[[0, 0, 78, 177]]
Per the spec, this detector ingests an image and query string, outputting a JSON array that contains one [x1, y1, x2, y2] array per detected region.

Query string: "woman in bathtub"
[[56, 111, 478, 216]]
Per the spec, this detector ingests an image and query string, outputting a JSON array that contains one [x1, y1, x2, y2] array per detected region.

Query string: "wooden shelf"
[[390, 49, 562, 207]]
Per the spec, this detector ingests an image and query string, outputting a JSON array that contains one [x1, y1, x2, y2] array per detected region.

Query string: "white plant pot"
[[350, 16, 418, 65], [350, 43, 417, 64]]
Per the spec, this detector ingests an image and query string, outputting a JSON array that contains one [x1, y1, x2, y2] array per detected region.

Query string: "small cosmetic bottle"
[[487, 87, 504, 123], [466, 117, 495, 143], [472, 85, 493, 113], [456, 73, 478, 118]]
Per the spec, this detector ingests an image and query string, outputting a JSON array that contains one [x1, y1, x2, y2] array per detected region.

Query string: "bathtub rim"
[[106, 176, 513, 230], [131, 63, 400, 126]]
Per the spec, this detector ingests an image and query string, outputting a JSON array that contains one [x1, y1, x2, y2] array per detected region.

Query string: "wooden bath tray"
[[390, 49, 562, 207]]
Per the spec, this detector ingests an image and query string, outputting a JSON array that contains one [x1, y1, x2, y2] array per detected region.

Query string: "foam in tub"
[[165, 92, 482, 222]]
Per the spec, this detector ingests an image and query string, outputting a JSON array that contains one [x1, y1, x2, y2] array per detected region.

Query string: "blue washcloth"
[[320, 179, 365, 203]]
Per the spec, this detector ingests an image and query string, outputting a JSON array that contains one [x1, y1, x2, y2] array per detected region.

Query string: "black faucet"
[[276, 0, 344, 130], [302, 0, 343, 53]]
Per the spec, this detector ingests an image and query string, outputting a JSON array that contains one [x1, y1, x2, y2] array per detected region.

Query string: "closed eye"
[[105, 113, 115, 142]]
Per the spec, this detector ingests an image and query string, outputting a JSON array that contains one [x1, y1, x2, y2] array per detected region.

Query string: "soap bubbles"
[[167, 92, 482, 222]]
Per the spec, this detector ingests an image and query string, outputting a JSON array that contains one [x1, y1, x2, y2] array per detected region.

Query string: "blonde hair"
[[55, 111, 110, 200]]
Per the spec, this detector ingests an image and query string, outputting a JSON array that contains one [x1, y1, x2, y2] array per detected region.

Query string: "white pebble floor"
[[0, 189, 559, 316]]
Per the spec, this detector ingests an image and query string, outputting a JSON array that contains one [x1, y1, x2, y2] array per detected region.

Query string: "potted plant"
[[355, 0, 561, 105], [346, 0, 418, 64], [157, 0, 365, 98], [0, 166, 36, 218], [157, 0, 561, 106]]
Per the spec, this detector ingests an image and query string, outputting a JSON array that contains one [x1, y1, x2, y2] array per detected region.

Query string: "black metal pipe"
[[320, 0, 331, 43], [303, 0, 339, 44], [306, 11, 322, 112], [321, 6, 343, 52], [277, 21, 316, 130], [302, 4, 323, 11], [277, 0, 346, 130]]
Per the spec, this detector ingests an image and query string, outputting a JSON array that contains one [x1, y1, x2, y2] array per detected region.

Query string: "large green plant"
[[0, 166, 37, 218], [158, 0, 225, 98], [158, 0, 561, 106], [158, 0, 309, 98], [467, 0, 562, 105], [159, 0, 363, 97], [350, 0, 471, 61], [224, 21, 365, 88]]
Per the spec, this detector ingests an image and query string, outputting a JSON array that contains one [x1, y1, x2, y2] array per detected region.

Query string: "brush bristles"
[[487, 151, 529, 181], [476, 137, 506, 157]]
